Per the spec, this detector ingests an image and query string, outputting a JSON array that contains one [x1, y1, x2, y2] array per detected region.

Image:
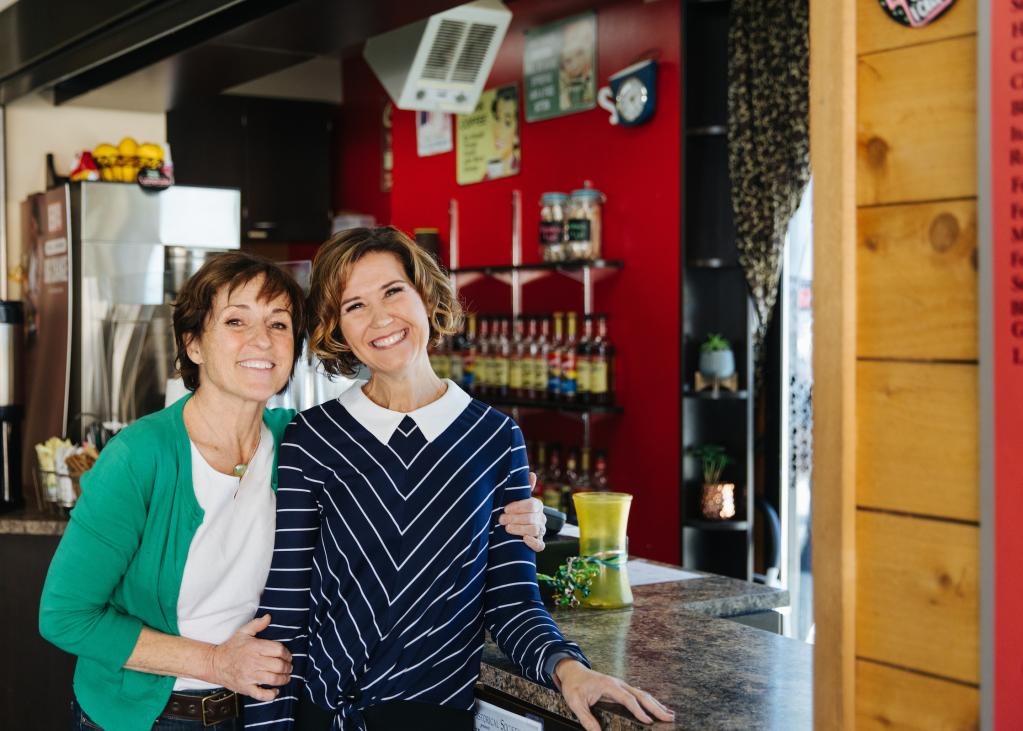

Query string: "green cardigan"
[[39, 394, 295, 731]]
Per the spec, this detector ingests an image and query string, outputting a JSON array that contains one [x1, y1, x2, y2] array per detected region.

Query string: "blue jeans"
[[71, 693, 243, 730]]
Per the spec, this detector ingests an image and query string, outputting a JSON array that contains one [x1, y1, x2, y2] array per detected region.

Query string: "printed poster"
[[524, 12, 597, 122], [456, 84, 521, 185], [416, 111, 453, 157]]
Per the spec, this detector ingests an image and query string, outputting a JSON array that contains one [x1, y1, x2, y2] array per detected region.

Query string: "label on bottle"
[[509, 358, 523, 389], [561, 353, 577, 396], [532, 357, 546, 392], [576, 358, 592, 394], [542, 485, 562, 509], [547, 352, 561, 395], [539, 221, 565, 245], [567, 218, 591, 242], [463, 352, 476, 390], [494, 358, 510, 387], [449, 354, 464, 383], [478, 355, 491, 386], [590, 360, 609, 394]]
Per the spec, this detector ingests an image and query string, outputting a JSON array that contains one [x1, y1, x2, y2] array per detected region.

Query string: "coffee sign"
[[877, 0, 956, 27]]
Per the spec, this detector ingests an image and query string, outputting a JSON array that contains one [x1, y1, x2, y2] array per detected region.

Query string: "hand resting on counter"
[[554, 658, 676, 730]]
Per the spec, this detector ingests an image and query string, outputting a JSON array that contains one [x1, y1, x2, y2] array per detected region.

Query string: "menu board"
[[981, 3, 1023, 726]]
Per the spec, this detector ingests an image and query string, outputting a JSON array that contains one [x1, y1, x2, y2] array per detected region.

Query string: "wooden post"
[[810, 0, 857, 727]]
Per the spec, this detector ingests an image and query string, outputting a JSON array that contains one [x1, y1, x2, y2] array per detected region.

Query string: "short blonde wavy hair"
[[308, 226, 464, 377]]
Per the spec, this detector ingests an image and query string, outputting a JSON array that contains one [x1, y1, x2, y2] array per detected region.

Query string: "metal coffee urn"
[[0, 301, 23, 512]]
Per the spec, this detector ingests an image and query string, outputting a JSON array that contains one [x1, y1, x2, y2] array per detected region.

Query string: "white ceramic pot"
[[698, 349, 735, 379]]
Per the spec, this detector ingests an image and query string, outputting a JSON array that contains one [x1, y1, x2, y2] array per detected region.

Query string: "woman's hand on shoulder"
[[499, 474, 546, 551], [207, 614, 293, 701], [554, 659, 675, 731]]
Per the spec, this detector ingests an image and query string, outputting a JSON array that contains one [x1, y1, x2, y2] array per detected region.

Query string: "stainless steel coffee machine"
[[22, 182, 240, 483]]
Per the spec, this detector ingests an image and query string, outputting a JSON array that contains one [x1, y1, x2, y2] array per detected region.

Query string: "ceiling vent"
[[363, 0, 511, 115]]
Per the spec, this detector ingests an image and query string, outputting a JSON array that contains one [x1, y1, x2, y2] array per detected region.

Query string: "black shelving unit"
[[680, 0, 755, 581], [450, 259, 623, 276], [683, 388, 749, 400], [484, 397, 623, 415], [684, 519, 750, 531]]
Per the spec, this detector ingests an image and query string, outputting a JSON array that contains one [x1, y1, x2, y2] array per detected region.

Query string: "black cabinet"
[[167, 96, 334, 243]]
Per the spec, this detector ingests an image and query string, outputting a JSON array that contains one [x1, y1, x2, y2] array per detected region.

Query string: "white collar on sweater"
[[338, 379, 471, 445]]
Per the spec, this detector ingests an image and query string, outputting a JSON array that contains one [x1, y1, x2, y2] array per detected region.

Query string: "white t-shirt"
[[174, 423, 277, 690]]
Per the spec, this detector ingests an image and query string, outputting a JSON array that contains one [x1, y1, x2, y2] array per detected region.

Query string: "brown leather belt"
[[162, 689, 239, 727]]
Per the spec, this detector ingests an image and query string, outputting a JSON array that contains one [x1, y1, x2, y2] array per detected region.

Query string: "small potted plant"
[[688, 444, 736, 520], [698, 333, 736, 380]]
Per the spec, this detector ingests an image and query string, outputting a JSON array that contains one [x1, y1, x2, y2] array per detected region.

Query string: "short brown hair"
[[172, 251, 307, 391], [308, 226, 463, 377]]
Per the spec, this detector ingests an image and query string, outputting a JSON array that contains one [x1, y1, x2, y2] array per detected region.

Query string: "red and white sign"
[[983, 3, 1023, 727]]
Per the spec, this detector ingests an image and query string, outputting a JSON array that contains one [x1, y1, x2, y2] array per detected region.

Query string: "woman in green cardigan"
[[39, 252, 546, 731]]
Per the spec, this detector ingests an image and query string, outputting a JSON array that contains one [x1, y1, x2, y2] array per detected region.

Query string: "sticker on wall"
[[456, 84, 521, 185], [524, 12, 597, 122], [416, 111, 453, 157], [877, 0, 956, 28]]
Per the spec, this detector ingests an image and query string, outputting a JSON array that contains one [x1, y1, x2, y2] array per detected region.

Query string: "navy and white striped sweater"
[[245, 392, 587, 729]]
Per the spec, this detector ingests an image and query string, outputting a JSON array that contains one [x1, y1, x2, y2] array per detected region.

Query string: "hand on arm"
[[123, 614, 292, 702], [554, 659, 675, 731], [498, 472, 546, 551]]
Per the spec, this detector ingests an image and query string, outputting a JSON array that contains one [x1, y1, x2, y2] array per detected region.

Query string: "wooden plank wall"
[[854, 0, 980, 726]]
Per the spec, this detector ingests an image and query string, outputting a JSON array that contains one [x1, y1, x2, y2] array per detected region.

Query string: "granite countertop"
[[480, 569, 810, 730], [0, 508, 67, 536]]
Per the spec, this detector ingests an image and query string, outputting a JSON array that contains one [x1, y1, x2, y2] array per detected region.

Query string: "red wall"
[[336, 0, 682, 563]]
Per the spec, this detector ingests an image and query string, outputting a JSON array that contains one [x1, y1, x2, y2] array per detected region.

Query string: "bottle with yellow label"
[[509, 317, 526, 399], [477, 317, 492, 396], [494, 318, 511, 397], [576, 315, 593, 402], [462, 313, 478, 392], [590, 315, 614, 404], [560, 312, 578, 401], [548, 313, 564, 399]]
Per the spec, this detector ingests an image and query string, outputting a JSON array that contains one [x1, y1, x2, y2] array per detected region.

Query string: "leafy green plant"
[[700, 333, 731, 353], [537, 556, 602, 608], [687, 444, 733, 484]]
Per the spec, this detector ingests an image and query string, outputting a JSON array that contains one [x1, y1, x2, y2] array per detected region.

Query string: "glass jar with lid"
[[539, 192, 569, 262], [567, 184, 606, 260]]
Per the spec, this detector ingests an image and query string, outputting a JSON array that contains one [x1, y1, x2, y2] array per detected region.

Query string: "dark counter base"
[[0, 533, 75, 730]]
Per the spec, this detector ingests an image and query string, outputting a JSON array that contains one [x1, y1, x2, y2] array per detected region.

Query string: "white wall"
[[3, 93, 165, 297]]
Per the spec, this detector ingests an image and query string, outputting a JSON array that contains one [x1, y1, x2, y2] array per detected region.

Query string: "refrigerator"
[[21, 182, 241, 489]]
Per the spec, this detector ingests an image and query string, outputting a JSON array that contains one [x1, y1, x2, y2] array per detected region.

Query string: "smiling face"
[[337, 251, 433, 379], [492, 96, 517, 159], [185, 275, 295, 405]]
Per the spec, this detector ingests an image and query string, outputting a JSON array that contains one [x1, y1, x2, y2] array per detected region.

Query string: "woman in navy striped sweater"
[[246, 228, 673, 731]]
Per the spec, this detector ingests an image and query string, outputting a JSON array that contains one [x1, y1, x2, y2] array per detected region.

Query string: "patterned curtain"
[[727, 0, 810, 378]]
